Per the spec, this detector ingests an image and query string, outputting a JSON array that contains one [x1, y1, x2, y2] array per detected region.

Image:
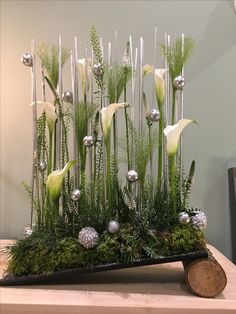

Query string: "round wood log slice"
[[183, 255, 227, 298]]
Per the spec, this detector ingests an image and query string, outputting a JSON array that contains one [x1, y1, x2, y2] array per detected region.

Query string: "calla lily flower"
[[154, 69, 165, 103], [32, 101, 57, 135], [46, 160, 77, 201], [143, 64, 153, 77], [78, 58, 92, 95], [101, 103, 128, 141], [164, 119, 194, 156]]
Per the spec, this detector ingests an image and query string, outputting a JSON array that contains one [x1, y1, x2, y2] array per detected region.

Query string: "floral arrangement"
[[5, 27, 207, 278]]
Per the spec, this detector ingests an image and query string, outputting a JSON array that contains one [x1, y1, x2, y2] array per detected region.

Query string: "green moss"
[[6, 224, 206, 277], [7, 233, 95, 276]]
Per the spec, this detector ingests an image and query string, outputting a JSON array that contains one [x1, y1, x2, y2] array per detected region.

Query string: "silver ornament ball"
[[93, 63, 103, 77], [191, 211, 207, 231], [78, 227, 99, 249], [179, 212, 190, 225], [71, 189, 81, 201], [149, 109, 160, 122], [126, 170, 138, 183], [62, 91, 73, 103], [173, 75, 185, 90], [23, 226, 32, 237], [83, 135, 94, 147], [107, 220, 120, 234], [39, 160, 47, 172], [21, 53, 33, 67]]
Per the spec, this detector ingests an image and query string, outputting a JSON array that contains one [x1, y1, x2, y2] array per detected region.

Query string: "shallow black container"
[[0, 249, 208, 286]]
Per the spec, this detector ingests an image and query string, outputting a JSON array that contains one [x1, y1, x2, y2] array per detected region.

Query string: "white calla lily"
[[101, 103, 128, 141], [154, 69, 165, 103], [46, 160, 77, 201], [78, 58, 92, 95], [32, 101, 57, 134], [164, 119, 194, 156]]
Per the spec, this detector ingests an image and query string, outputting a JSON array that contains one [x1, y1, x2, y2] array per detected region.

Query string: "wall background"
[[1, 0, 236, 259]]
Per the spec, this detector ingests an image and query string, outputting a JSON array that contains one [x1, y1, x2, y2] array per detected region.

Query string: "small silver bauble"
[[38, 160, 47, 172], [78, 227, 99, 249], [93, 63, 103, 77], [191, 211, 207, 231], [149, 109, 160, 122], [107, 220, 120, 234], [173, 75, 185, 89], [71, 189, 81, 201], [83, 135, 94, 147], [126, 170, 138, 183], [23, 226, 32, 237], [179, 212, 190, 225], [62, 91, 73, 103], [21, 53, 33, 67]]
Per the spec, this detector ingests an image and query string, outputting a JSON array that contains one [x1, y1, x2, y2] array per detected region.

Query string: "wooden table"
[[0, 240, 236, 313]]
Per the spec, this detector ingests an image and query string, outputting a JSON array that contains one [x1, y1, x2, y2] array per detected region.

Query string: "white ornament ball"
[[71, 189, 81, 201], [78, 227, 99, 249], [192, 211, 207, 231], [62, 91, 73, 103], [21, 53, 33, 67], [23, 226, 32, 237], [178, 212, 190, 225], [126, 170, 138, 183], [149, 109, 160, 122], [93, 63, 103, 77], [83, 135, 94, 147], [39, 160, 47, 172], [107, 220, 120, 234], [173, 75, 185, 89]]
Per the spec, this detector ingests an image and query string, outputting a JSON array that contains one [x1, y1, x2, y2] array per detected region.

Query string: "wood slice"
[[183, 251, 227, 298]]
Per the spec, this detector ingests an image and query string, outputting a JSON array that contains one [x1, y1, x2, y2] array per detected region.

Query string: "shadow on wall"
[[188, 0, 236, 82], [202, 155, 235, 258]]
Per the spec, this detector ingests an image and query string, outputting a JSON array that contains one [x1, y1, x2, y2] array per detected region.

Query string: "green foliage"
[[21, 181, 41, 224], [37, 43, 70, 89], [7, 224, 205, 277], [105, 64, 132, 103], [161, 37, 195, 81], [90, 26, 104, 91], [90, 25, 103, 65], [7, 232, 94, 276], [37, 112, 47, 164], [143, 225, 206, 256], [135, 130, 156, 188], [74, 102, 97, 171], [182, 160, 195, 209]]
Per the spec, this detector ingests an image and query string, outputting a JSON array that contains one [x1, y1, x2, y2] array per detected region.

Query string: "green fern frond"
[[182, 160, 195, 209], [143, 246, 158, 259]]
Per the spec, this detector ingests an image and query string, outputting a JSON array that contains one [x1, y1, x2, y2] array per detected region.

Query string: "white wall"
[[1, 0, 236, 259]]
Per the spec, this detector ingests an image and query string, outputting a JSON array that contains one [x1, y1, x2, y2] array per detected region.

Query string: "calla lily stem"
[[169, 154, 176, 213], [48, 131, 53, 174], [157, 103, 164, 194], [172, 87, 177, 125]]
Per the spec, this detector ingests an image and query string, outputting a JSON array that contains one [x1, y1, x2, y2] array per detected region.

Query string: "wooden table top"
[[0, 240, 236, 313]]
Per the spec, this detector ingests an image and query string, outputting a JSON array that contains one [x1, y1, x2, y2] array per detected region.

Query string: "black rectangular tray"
[[0, 249, 208, 286]]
